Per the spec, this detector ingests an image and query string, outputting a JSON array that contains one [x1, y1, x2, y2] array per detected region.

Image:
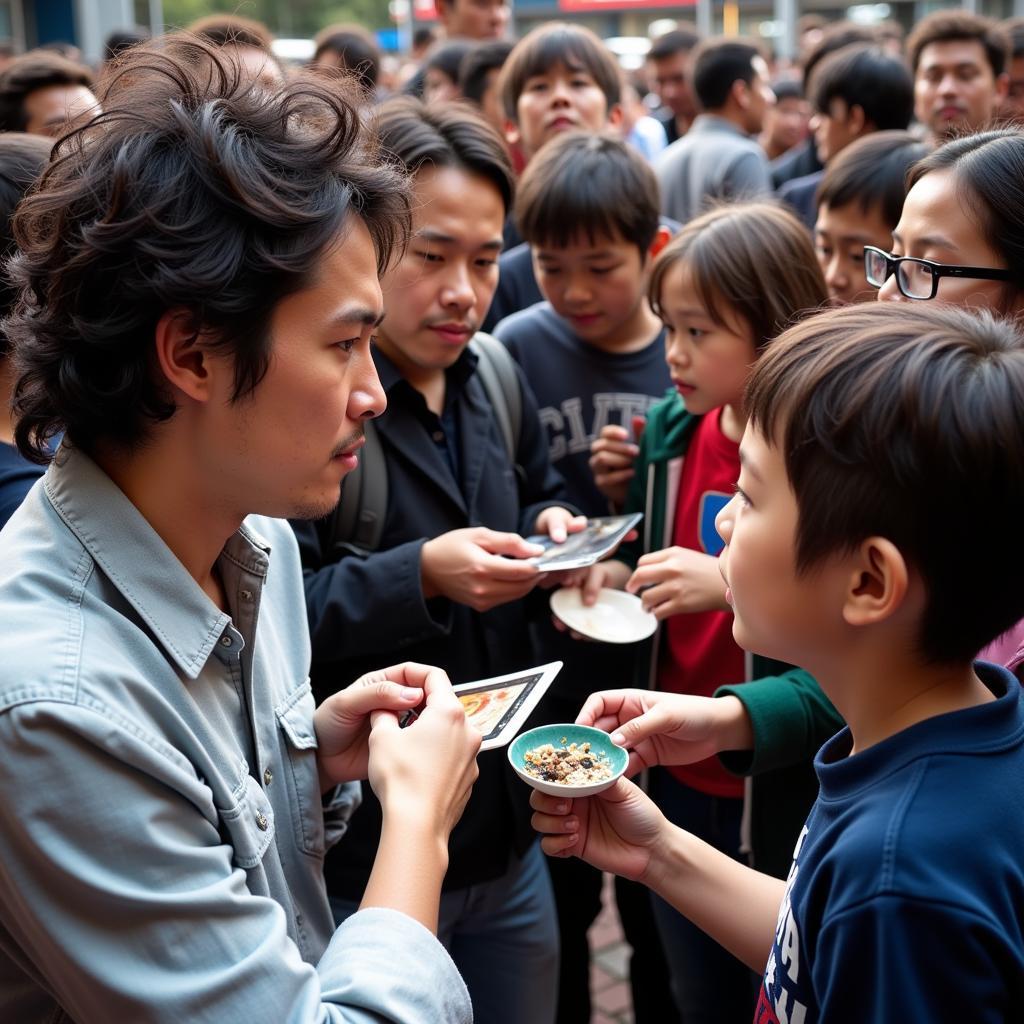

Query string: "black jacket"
[[292, 344, 575, 895]]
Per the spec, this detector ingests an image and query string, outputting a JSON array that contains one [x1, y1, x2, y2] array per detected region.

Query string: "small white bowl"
[[508, 724, 629, 797], [550, 587, 657, 644]]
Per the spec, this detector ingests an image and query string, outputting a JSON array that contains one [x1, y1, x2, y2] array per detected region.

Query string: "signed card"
[[527, 513, 643, 572], [453, 662, 562, 751]]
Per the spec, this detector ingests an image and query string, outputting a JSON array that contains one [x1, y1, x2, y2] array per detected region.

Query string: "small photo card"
[[527, 513, 642, 572], [453, 662, 563, 751]]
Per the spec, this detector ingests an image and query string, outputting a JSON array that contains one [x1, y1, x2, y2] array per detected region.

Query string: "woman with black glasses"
[[865, 129, 1024, 313], [869, 128, 1024, 681]]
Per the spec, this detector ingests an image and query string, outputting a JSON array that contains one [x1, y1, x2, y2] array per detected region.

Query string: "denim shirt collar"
[[43, 445, 272, 679]]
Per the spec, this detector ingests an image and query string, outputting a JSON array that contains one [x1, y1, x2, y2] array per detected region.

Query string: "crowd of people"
[[0, 5, 1022, 1023]]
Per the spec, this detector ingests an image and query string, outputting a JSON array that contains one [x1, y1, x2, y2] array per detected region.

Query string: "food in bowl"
[[522, 739, 613, 786]]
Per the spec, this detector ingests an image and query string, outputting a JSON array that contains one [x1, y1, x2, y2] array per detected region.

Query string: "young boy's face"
[[716, 424, 840, 667], [374, 164, 504, 375], [510, 60, 616, 160], [815, 200, 893, 305], [533, 230, 654, 350]]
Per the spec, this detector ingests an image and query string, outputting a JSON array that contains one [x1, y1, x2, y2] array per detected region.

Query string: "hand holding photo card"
[[403, 662, 562, 750], [527, 513, 642, 572]]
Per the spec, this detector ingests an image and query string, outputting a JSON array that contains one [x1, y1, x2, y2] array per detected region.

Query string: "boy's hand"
[[530, 778, 667, 883], [367, 665, 481, 841], [421, 527, 545, 611], [533, 506, 588, 544], [314, 663, 431, 788], [626, 546, 730, 617], [575, 689, 753, 776], [589, 425, 640, 508]]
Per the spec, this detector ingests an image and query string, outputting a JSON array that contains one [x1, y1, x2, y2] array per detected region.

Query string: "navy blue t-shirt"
[[493, 301, 670, 516], [493, 301, 671, 707], [0, 440, 44, 530], [757, 662, 1024, 1023]]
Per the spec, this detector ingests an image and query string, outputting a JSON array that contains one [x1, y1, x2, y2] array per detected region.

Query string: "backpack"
[[323, 333, 523, 557]]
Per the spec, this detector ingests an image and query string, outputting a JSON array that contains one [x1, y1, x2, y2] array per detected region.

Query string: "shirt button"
[[263, 767, 273, 786], [219, 635, 233, 648], [240, 589, 253, 601], [432, 430, 444, 442], [255, 811, 269, 831]]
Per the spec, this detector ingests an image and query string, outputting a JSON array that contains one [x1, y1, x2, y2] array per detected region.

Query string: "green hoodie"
[[620, 390, 844, 879]]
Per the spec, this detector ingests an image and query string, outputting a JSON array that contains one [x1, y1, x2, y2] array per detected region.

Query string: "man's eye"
[[416, 251, 442, 263], [335, 339, 357, 353]]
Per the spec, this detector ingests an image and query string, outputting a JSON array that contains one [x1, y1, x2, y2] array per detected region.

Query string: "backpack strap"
[[325, 417, 387, 556], [469, 332, 521, 465]]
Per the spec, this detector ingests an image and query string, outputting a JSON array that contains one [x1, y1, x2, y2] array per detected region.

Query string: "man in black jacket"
[[291, 98, 583, 1024]]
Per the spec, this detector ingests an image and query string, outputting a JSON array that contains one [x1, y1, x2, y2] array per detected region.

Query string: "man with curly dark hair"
[[0, 35, 480, 1023]]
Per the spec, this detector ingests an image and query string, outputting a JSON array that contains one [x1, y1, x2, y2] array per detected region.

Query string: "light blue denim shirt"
[[0, 448, 472, 1023]]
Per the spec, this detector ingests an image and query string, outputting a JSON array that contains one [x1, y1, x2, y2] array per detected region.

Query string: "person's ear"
[[606, 102, 624, 129], [995, 71, 1010, 102], [647, 225, 672, 261], [841, 537, 909, 629], [731, 78, 751, 110], [153, 309, 218, 404], [503, 116, 520, 149], [848, 103, 869, 137]]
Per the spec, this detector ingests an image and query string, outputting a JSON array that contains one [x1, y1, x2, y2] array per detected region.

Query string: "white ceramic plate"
[[549, 587, 657, 644]]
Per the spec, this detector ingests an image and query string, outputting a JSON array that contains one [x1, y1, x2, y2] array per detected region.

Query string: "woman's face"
[[878, 168, 1023, 315]]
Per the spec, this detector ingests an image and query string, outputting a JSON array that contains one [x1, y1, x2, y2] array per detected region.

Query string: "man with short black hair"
[[293, 97, 583, 1024], [0, 49, 97, 136], [779, 44, 914, 229], [999, 17, 1024, 122], [646, 27, 701, 143], [436, 0, 509, 41], [655, 38, 775, 224], [907, 10, 1009, 143]]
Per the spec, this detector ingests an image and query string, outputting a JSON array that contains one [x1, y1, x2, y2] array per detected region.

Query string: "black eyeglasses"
[[863, 246, 1014, 300]]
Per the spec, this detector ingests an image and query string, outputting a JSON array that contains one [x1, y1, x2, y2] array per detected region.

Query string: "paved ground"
[[589, 873, 634, 1024]]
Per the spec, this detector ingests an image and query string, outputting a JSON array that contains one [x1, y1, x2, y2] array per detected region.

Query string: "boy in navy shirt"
[[492, 130, 674, 1023], [534, 302, 1024, 1022]]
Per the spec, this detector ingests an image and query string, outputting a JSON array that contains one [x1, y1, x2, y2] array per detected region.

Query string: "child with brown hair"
[[573, 201, 830, 1023]]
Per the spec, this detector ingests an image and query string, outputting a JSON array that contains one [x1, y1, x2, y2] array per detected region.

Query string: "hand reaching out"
[[626, 546, 729, 618], [575, 689, 753, 777], [589, 425, 640, 508]]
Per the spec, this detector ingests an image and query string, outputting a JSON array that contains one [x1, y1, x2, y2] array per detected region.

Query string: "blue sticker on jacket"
[[699, 492, 731, 555]]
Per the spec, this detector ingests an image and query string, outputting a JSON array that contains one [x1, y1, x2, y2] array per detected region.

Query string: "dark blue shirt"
[[0, 440, 44, 530], [758, 662, 1024, 1023]]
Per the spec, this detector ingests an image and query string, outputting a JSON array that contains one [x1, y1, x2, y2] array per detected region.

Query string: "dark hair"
[[312, 24, 381, 93], [7, 35, 410, 464], [907, 11, 1009, 77], [0, 133, 50, 354], [746, 301, 1024, 664], [0, 51, 94, 132], [515, 131, 659, 253], [772, 78, 804, 102], [648, 28, 701, 62], [816, 130, 929, 228], [423, 39, 474, 86], [1002, 16, 1024, 59], [103, 27, 150, 64], [907, 128, 1024, 294], [648, 202, 827, 352], [801, 21, 878, 87], [811, 44, 913, 131], [377, 96, 514, 215], [188, 14, 274, 53], [690, 38, 764, 111], [458, 40, 513, 105], [499, 23, 621, 121], [413, 28, 438, 51]]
